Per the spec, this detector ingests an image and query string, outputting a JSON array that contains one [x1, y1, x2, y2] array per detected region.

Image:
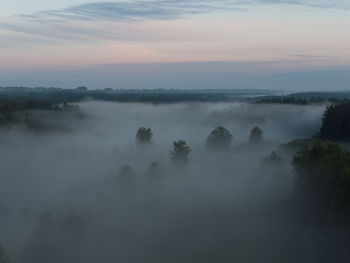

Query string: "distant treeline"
[[0, 97, 79, 126], [257, 95, 348, 105], [257, 91, 350, 105], [2, 86, 350, 105], [0, 87, 277, 126], [257, 96, 309, 105], [0, 87, 275, 104], [3, 86, 350, 126], [0, 97, 52, 125]]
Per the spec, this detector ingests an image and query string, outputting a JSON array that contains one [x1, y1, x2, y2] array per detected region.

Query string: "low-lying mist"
[[0, 102, 334, 263]]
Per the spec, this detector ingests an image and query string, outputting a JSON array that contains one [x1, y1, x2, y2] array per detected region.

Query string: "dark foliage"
[[320, 102, 350, 141], [147, 161, 162, 181], [117, 165, 136, 187], [0, 87, 274, 104], [206, 126, 233, 149], [75, 86, 88, 91], [258, 91, 350, 105], [263, 151, 283, 164], [257, 96, 308, 105], [249, 126, 263, 143], [279, 138, 314, 152], [0, 97, 52, 125], [309, 96, 325, 103], [293, 141, 350, 219], [136, 127, 153, 143], [0, 95, 81, 130], [170, 140, 191, 163]]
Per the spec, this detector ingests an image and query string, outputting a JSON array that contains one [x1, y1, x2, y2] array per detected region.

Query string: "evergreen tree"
[[147, 161, 162, 181], [293, 141, 350, 217], [249, 126, 263, 143], [206, 126, 233, 149], [320, 102, 350, 141], [170, 140, 191, 163], [117, 165, 136, 186], [136, 127, 153, 143], [262, 151, 282, 164]]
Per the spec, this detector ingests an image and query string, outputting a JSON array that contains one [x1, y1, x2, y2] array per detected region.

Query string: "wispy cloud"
[[18, 0, 350, 22], [1, 0, 349, 69], [1, 0, 345, 43], [20, 1, 231, 22], [1, 1, 241, 46]]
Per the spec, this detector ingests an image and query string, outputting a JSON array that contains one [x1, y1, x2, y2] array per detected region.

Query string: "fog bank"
[[0, 102, 333, 263]]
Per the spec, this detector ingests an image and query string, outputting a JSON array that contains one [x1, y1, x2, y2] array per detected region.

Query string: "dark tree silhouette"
[[0, 114, 7, 126], [147, 161, 162, 181], [293, 141, 350, 217], [136, 127, 153, 143], [170, 140, 191, 163], [75, 86, 88, 91], [309, 96, 324, 103], [249, 126, 263, 143], [262, 151, 282, 164], [206, 126, 233, 149], [257, 97, 308, 105], [320, 102, 350, 141], [117, 165, 136, 186]]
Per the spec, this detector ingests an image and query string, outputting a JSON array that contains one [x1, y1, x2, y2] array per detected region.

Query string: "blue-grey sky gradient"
[[0, 0, 349, 90]]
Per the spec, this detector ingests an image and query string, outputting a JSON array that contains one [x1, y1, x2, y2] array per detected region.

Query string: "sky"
[[0, 0, 349, 90]]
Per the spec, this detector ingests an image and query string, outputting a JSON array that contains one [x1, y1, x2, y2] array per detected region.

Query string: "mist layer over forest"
[[2, 101, 347, 263]]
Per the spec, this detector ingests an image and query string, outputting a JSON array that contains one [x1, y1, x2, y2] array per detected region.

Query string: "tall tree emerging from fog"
[[320, 102, 350, 141], [293, 141, 350, 217], [170, 140, 191, 163], [136, 127, 153, 144], [206, 126, 233, 149], [249, 126, 263, 143]]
